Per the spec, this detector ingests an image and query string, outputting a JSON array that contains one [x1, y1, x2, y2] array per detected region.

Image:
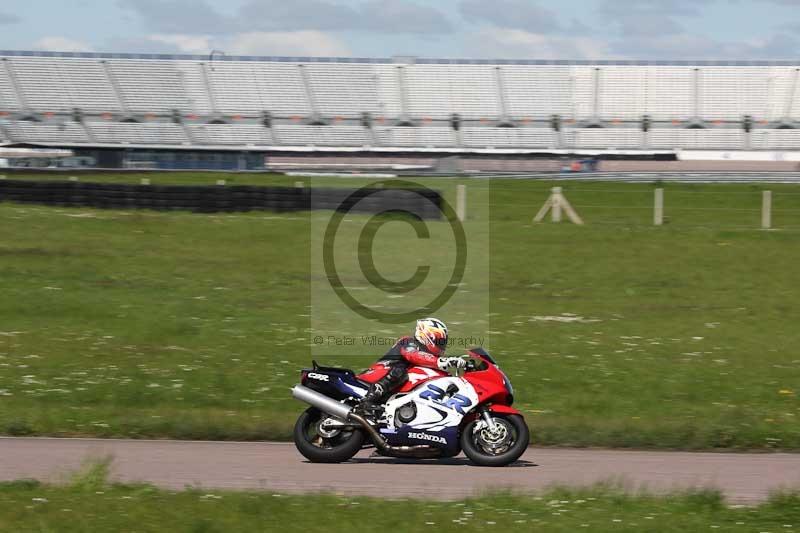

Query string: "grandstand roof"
[[1, 50, 799, 67]]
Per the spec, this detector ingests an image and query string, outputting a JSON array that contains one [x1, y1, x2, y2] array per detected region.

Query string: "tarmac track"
[[1, 438, 798, 504]]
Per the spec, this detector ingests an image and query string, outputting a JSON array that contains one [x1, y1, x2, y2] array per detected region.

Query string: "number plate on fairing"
[[384, 376, 479, 433]]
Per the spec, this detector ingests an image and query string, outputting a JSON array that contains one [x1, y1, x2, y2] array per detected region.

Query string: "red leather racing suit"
[[359, 335, 442, 402]]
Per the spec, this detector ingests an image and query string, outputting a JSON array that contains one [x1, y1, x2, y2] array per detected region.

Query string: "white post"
[[456, 183, 467, 222], [551, 186, 562, 223], [762, 190, 772, 230], [654, 188, 664, 226], [533, 186, 582, 224], [533, 195, 553, 223]]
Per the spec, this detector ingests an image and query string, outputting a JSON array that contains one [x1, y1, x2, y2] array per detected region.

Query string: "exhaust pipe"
[[291, 384, 439, 457], [292, 385, 353, 421], [292, 385, 393, 452]]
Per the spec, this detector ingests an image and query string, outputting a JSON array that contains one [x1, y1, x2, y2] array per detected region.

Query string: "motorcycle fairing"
[[488, 404, 524, 416], [397, 366, 449, 392], [380, 376, 480, 452], [384, 425, 460, 456], [301, 367, 368, 400], [356, 363, 447, 391]]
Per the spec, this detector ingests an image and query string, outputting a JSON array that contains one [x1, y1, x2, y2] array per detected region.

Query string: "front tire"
[[293, 407, 364, 463], [460, 414, 529, 467]]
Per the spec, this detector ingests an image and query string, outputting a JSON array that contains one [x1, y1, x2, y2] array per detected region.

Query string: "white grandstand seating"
[[204, 61, 271, 115], [571, 66, 597, 120], [0, 61, 22, 111], [753, 130, 800, 150], [501, 65, 572, 119], [375, 126, 456, 148], [87, 122, 188, 144], [461, 127, 555, 148], [204, 62, 311, 116], [594, 67, 649, 120], [645, 67, 695, 120], [5, 120, 88, 143], [253, 63, 313, 116], [372, 64, 404, 119], [109, 60, 191, 113], [273, 124, 369, 146], [9, 58, 120, 113], [648, 129, 745, 149], [762, 68, 790, 122], [189, 123, 274, 146], [402, 65, 499, 119], [789, 89, 800, 121], [567, 128, 644, 149], [174, 61, 213, 115], [2, 52, 800, 152], [698, 67, 770, 120], [305, 63, 381, 118]]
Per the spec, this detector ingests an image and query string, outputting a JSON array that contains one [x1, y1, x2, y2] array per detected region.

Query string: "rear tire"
[[293, 407, 364, 463], [460, 414, 529, 467]]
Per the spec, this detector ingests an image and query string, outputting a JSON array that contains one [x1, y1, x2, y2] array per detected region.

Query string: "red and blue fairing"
[[462, 348, 521, 417], [300, 364, 369, 400]]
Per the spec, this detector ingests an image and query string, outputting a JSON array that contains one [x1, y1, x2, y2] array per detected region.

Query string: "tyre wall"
[[0, 180, 443, 220]]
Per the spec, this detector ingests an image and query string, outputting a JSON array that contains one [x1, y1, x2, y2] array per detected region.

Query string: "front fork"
[[474, 405, 499, 432]]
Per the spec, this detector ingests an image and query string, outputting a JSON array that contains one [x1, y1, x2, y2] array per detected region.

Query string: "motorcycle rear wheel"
[[460, 414, 529, 467], [293, 407, 364, 463]]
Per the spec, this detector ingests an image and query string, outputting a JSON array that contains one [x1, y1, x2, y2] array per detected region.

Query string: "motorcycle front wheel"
[[460, 413, 529, 467], [293, 407, 364, 463]]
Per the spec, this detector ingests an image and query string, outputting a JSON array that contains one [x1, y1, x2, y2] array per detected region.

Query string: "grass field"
[[1, 172, 799, 448], [1, 463, 798, 533]]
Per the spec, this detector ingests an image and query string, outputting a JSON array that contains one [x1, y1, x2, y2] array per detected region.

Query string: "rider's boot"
[[356, 382, 386, 419], [356, 363, 407, 419]]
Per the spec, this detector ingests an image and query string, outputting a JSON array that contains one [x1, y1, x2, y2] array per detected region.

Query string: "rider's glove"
[[437, 356, 466, 372]]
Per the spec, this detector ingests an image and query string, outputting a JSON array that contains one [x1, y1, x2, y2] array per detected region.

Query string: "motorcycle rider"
[[358, 317, 465, 415]]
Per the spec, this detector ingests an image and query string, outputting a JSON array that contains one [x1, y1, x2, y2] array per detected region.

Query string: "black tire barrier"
[[0, 180, 443, 219]]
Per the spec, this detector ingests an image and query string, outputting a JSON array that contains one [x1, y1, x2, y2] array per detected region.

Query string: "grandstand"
[[1, 51, 800, 168]]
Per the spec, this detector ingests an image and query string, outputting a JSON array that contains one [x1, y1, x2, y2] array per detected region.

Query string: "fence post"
[[654, 188, 664, 226], [762, 190, 772, 230], [551, 186, 562, 223], [456, 183, 466, 222], [534, 187, 583, 224]]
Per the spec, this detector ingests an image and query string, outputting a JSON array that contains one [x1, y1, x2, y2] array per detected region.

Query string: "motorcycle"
[[291, 347, 529, 467]]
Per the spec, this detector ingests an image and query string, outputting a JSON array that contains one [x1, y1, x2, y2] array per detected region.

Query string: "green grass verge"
[[1, 465, 799, 533], [0, 174, 799, 448]]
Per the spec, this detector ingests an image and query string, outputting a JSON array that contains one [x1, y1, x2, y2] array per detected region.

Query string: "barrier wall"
[[0, 180, 443, 219], [266, 155, 800, 173]]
